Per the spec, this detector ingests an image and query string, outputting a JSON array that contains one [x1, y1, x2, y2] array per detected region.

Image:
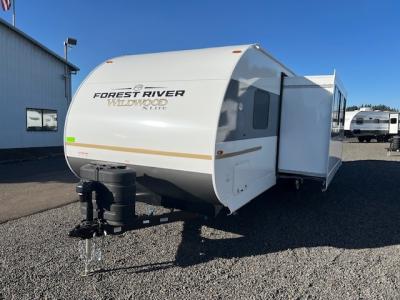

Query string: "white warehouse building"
[[0, 18, 78, 156]]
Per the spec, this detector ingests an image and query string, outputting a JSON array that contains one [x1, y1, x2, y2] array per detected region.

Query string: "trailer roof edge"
[[253, 44, 296, 76]]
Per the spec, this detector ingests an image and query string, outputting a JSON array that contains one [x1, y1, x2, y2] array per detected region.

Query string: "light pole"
[[64, 37, 77, 102], [12, 0, 16, 27]]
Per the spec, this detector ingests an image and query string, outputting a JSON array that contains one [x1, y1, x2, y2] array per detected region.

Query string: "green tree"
[[346, 105, 359, 111], [346, 104, 399, 112]]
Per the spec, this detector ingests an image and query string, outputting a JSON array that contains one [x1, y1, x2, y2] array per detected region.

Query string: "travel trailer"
[[344, 108, 399, 142], [65, 44, 347, 237]]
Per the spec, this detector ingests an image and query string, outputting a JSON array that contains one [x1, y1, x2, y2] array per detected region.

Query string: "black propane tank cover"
[[78, 163, 137, 227], [98, 167, 136, 226], [79, 164, 100, 181], [98, 167, 136, 184]]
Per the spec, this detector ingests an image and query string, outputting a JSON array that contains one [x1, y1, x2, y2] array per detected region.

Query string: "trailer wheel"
[[294, 178, 304, 191], [365, 137, 371, 143], [358, 137, 364, 143]]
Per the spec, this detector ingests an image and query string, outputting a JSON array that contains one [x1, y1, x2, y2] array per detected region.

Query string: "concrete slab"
[[0, 157, 79, 223]]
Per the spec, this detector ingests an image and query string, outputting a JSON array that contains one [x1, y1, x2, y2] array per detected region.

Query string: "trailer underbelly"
[[67, 156, 219, 207]]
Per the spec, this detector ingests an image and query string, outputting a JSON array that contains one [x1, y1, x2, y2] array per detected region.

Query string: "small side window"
[[336, 91, 342, 125], [27, 109, 43, 131], [253, 89, 270, 129], [332, 88, 341, 125], [26, 108, 58, 131], [43, 110, 58, 131], [218, 111, 228, 127], [390, 118, 397, 124], [338, 94, 346, 125], [341, 97, 347, 126], [356, 117, 364, 125]]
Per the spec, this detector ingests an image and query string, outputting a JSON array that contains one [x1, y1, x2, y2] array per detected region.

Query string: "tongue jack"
[[68, 163, 204, 276]]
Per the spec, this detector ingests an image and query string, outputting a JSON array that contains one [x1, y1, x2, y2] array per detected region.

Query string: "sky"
[[1, 0, 399, 108]]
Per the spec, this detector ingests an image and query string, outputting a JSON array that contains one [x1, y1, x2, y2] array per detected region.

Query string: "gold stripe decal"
[[216, 146, 262, 159], [66, 142, 212, 160]]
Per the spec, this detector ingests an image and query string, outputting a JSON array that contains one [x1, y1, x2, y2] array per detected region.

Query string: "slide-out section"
[[278, 75, 346, 188]]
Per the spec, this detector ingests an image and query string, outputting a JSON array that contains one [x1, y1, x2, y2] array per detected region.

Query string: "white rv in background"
[[64, 44, 347, 215], [345, 108, 399, 142]]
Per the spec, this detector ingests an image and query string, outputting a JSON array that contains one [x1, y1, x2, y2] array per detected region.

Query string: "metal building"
[[0, 18, 79, 154]]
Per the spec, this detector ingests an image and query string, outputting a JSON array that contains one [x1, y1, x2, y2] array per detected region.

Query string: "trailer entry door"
[[389, 113, 399, 134]]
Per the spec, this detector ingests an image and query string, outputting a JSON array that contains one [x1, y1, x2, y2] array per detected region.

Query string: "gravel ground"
[[1, 142, 400, 299]]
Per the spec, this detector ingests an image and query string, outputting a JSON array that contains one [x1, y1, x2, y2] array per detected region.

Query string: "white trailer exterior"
[[345, 110, 399, 142], [344, 110, 360, 132], [65, 44, 346, 214], [389, 113, 400, 135]]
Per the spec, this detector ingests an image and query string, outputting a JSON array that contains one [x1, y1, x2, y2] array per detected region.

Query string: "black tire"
[[358, 137, 365, 143], [294, 179, 304, 191], [365, 137, 371, 143]]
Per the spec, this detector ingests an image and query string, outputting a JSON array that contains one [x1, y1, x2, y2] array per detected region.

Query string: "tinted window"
[[356, 117, 363, 125], [338, 94, 346, 125], [218, 111, 228, 127], [27, 108, 57, 131], [332, 88, 341, 125], [390, 118, 397, 124], [253, 89, 270, 129], [337, 91, 342, 125], [341, 97, 347, 125], [43, 110, 58, 131], [26, 109, 43, 131]]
